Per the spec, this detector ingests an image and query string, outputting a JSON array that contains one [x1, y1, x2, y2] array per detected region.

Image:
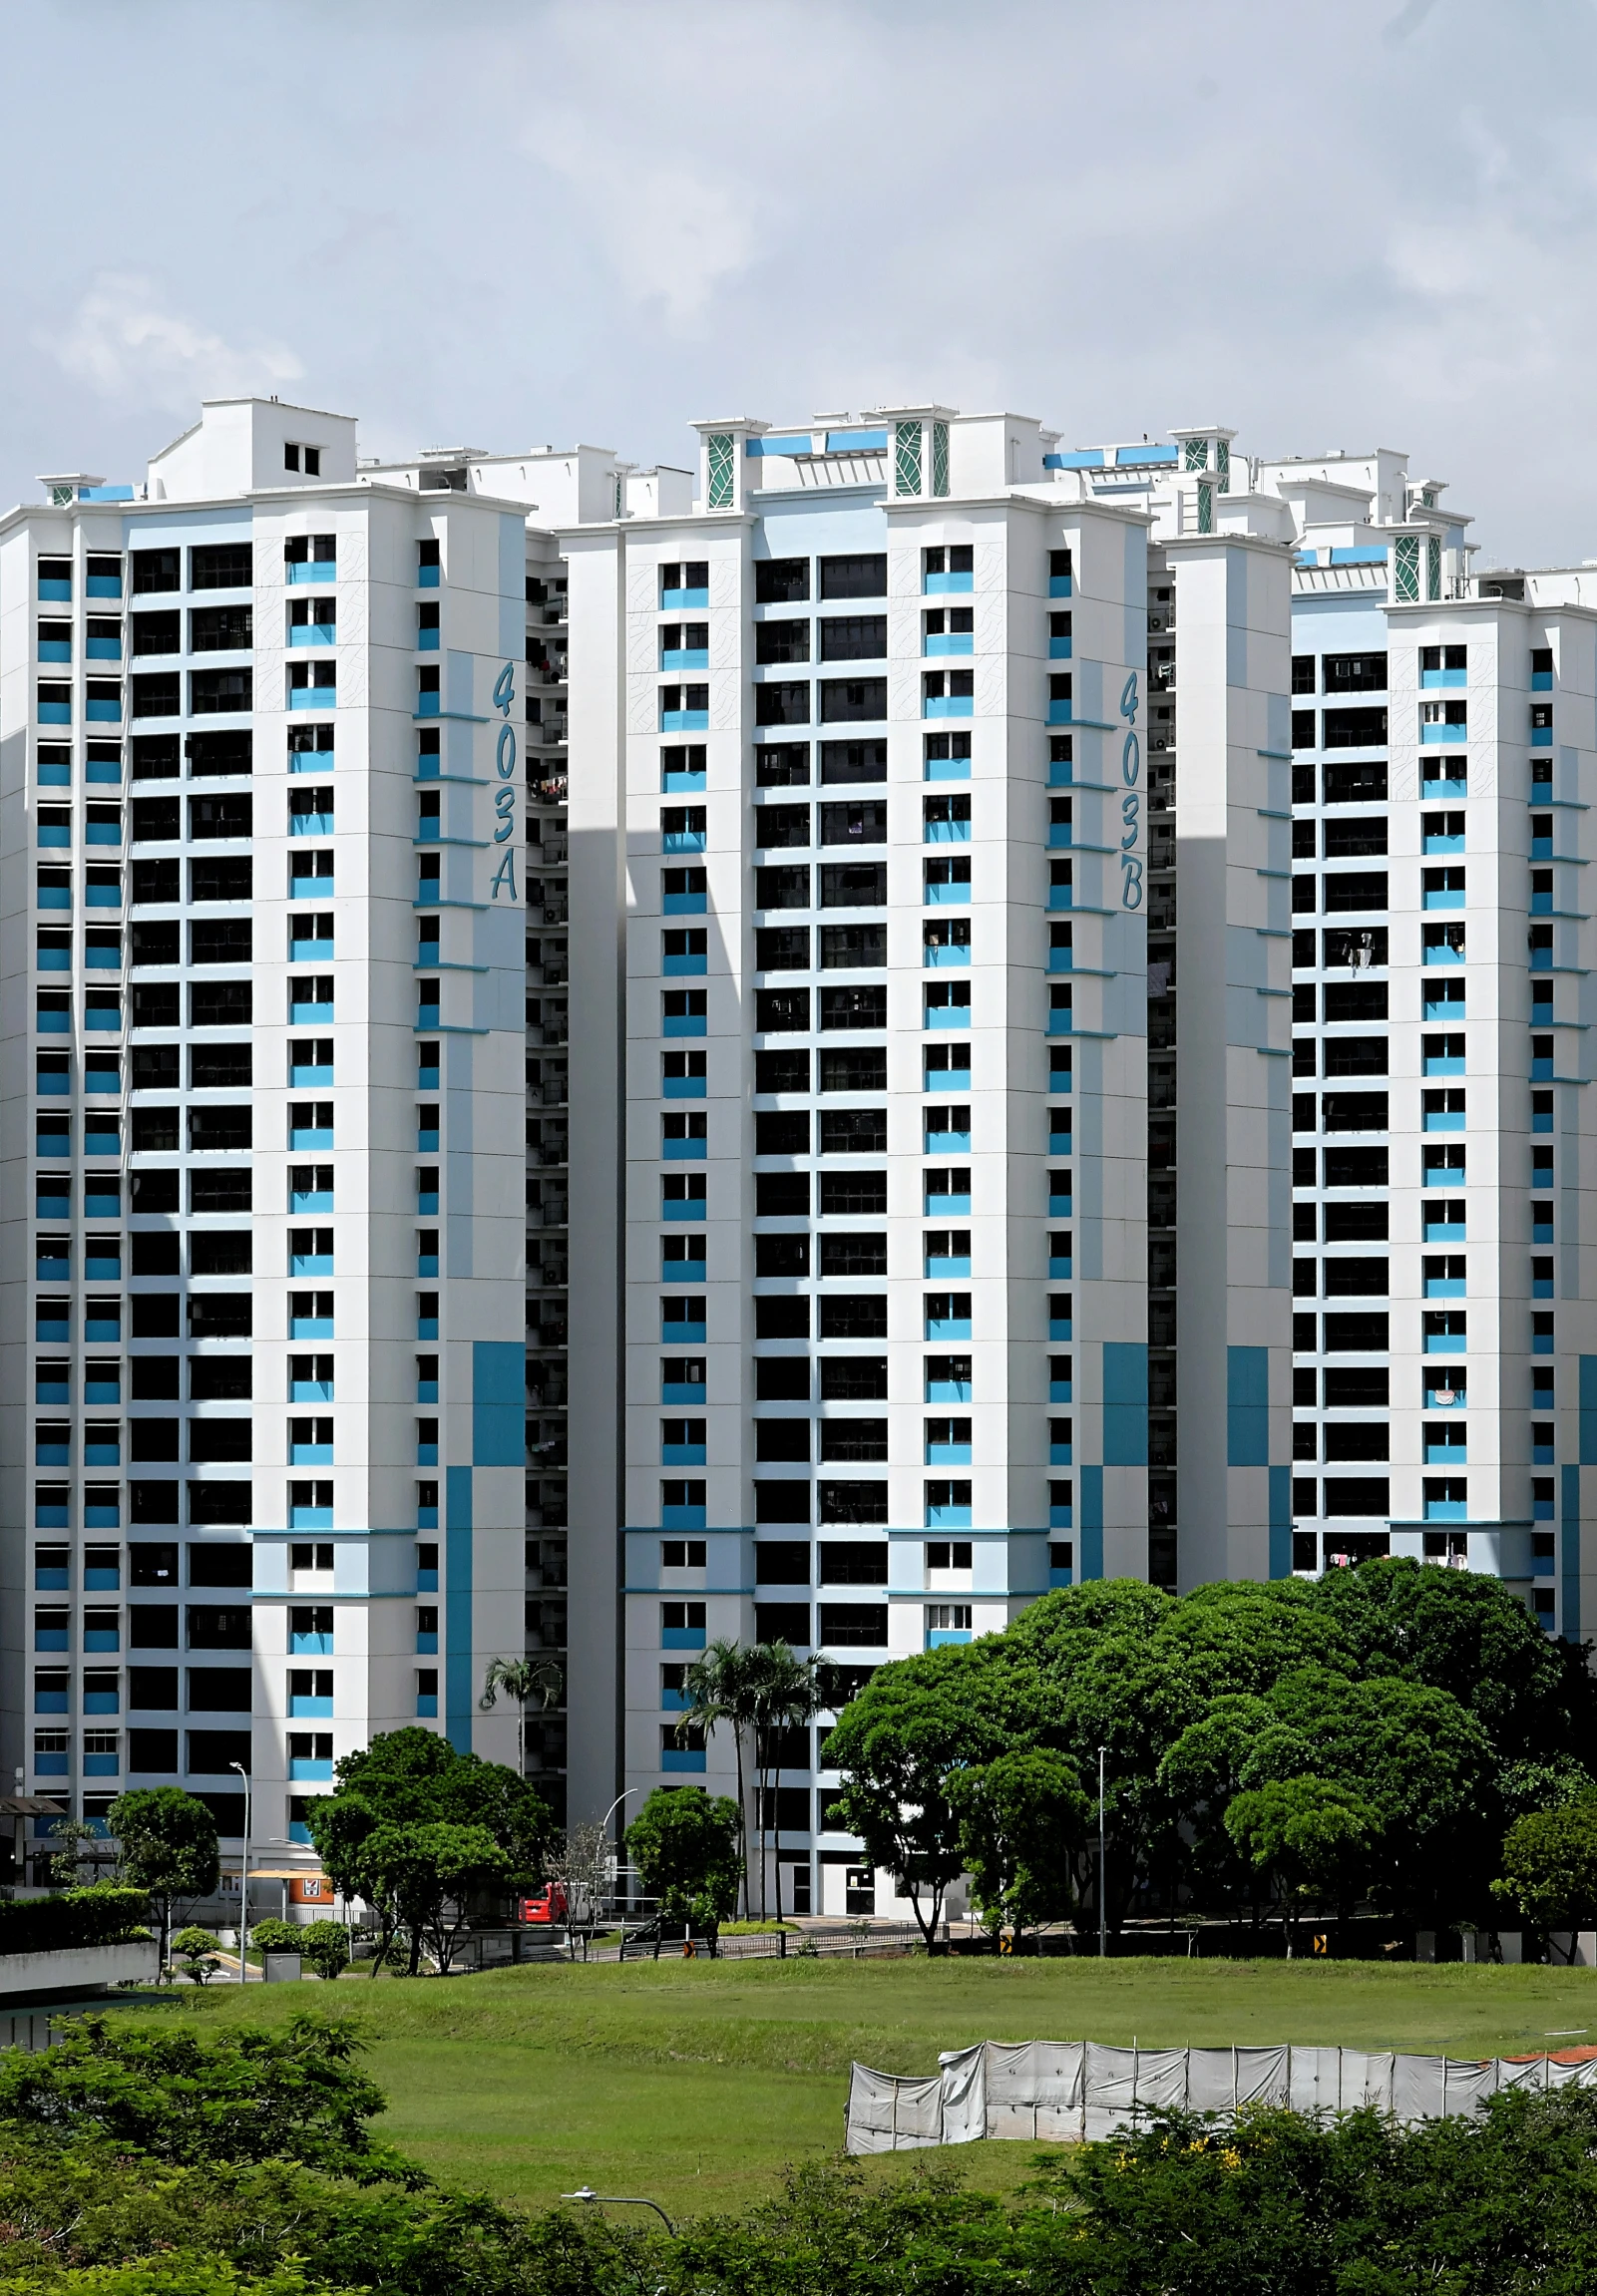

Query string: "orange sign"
[[289, 1874, 333, 1905]]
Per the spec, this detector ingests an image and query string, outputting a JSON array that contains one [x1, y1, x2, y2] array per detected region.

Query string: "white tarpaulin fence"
[[846, 2039, 1597, 2152]]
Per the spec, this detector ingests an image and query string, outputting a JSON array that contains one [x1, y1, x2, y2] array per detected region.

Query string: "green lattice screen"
[[1395, 535, 1419, 603], [1184, 438, 1208, 472], [895, 421, 923, 496], [706, 433, 734, 510], [932, 423, 950, 498]]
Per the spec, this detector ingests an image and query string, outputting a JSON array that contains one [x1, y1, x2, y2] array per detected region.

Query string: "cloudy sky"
[[3, 0, 1594, 561]]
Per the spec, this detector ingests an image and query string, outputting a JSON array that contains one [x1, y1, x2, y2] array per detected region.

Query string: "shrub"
[[299, 1922, 351, 1982], [248, 1920, 300, 1955]]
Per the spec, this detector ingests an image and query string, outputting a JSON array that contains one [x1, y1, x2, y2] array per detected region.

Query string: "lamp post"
[[601, 1786, 638, 1925], [229, 1760, 251, 1982], [1097, 1745, 1107, 1961], [562, 2185, 674, 2234]]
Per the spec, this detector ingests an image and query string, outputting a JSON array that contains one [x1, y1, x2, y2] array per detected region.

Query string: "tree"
[[39, 1816, 110, 1888], [323, 1727, 549, 1879], [945, 1748, 1088, 1944], [0, 2011, 418, 2183], [541, 1820, 614, 1961], [478, 1656, 564, 1781], [624, 1788, 740, 1927], [1225, 1775, 1380, 1952], [750, 1642, 822, 1923], [677, 1640, 766, 1916], [342, 1822, 507, 1977], [1495, 1799, 1597, 1934], [823, 1640, 1054, 1947], [109, 1788, 219, 1972]]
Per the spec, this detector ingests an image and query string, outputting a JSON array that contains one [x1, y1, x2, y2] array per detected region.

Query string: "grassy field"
[[133, 1955, 1597, 2217]]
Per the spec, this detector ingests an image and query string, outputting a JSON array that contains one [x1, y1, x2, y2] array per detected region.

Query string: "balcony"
[[926, 695, 974, 720], [925, 571, 974, 596], [924, 633, 973, 658]]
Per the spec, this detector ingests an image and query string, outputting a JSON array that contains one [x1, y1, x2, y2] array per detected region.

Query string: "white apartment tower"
[[561, 410, 1295, 1912], [0, 401, 537, 1868]]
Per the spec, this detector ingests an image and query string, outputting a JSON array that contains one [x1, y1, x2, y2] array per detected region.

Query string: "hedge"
[[0, 1887, 150, 1957]]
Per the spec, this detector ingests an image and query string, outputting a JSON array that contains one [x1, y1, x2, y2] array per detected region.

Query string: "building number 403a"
[[1119, 669, 1142, 910], [491, 661, 518, 901]]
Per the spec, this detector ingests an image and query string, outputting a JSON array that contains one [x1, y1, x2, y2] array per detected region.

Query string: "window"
[[755, 619, 809, 665], [283, 443, 322, 476], [190, 546, 252, 590], [818, 555, 887, 600], [1291, 656, 1316, 695], [1322, 653, 1388, 693], [755, 559, 809, 604], [819, 616, 887, 661]]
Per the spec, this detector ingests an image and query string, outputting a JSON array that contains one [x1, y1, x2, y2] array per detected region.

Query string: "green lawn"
[[136, 1956, 1597, 2217]]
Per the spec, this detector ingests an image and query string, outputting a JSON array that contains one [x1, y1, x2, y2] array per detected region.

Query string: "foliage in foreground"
[[5, 2010, 1597, 2293], [0, 2011, 420, 2187]]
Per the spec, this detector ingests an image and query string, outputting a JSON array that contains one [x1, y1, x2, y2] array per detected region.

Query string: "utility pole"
[[1097, 1745, 1107, 1960], [230, 1760, 251, 1982]]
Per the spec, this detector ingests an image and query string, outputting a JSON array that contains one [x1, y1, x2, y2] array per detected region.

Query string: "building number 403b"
[[1119, 669, 1142, 910]]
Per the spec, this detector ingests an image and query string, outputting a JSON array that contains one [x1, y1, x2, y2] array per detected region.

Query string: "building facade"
[[561, 408, 1296, 1913], [0, 400, 535, 1870]]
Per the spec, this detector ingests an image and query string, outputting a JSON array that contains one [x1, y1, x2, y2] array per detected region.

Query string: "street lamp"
[[1097, 1746, 1107, 1961], [562, 2185, 674, 2234], [229, 1761, 251, 1983]]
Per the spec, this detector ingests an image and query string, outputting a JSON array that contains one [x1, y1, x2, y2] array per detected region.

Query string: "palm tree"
[[751, 1643, 823, 1924], [677, 1639, 763, 1917], [479, 1655, 565, 1778]]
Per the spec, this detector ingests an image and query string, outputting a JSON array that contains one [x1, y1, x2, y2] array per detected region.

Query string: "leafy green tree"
[[624, 1787, 741, 1924], [0, 2012, 419, 2184], [109, 1787, 220, 1970], [325, 1728, 548, 1878], [823, 1639, 1055, 1946], [1495, 1798, 1597, 1933], [344, 1821, 508, 1976], [676, 1640, 766, 1915], [1309, 1552, 1597, 1762], [1224, 1775, 1379, 1949], [945, 1747, 1088, 1942]]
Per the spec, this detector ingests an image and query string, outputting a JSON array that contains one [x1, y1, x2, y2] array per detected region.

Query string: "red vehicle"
[[520, 1885, 568, 1925]]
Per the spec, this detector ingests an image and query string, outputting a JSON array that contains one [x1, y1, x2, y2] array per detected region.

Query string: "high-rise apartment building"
[[0, 400, 546, 1867], [4, 390, 1589, 1925], [561, 409, 1295, 1914]]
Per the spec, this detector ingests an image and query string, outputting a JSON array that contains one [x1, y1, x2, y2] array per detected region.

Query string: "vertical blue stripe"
[[445, 1464, 473, 1750], [1101, 1342, 1148, 1467], [473, 1339, 524, 1464], [1562, 1464, 1581, 1644], [1581, 1358, 1597, 1464], [1269, 1465, 1292, 1581], [1227, 1345, 1269, 1467], [1080, 1466, 1103, 1581]]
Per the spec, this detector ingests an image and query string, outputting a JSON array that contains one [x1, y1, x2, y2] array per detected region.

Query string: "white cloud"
[[42, 273, 304, 414]]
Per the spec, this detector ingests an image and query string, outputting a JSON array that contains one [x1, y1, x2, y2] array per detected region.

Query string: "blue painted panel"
[[1267, 1465, 1292, 1579], [1580, 1358, 1597, 1464], [446, 1464, 472, 1750], [1227, 1345, 1269, 1468], [746, 435, 814, 457], [1080, 1466, 1103, 1580], [1102, 1342, 1148, 1468], [1045, 450, 1104, 470], [825, 428, 887, 452], [473, 1339, 524, 1465], [1563, 1464, 1581, 1641]]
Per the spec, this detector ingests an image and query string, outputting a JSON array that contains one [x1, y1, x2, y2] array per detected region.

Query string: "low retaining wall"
[[0, 1939, 159, 2005], [846, 2039, 1597, 2152]]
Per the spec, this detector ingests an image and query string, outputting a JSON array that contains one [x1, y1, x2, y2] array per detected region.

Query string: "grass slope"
[[129, 1956, 1597, 2216]]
